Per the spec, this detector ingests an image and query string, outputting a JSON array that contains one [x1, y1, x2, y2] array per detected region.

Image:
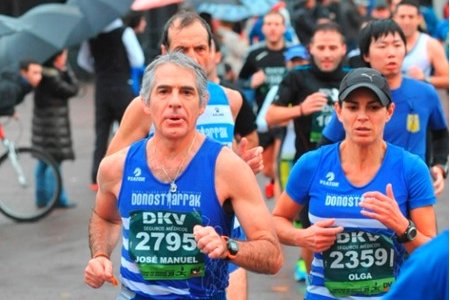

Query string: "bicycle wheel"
[[0, 147, 61, 222]]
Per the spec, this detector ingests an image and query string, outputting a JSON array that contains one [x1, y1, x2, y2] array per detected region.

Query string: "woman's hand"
[[360, 183, 409, 235], [298, 219, 343, 252]]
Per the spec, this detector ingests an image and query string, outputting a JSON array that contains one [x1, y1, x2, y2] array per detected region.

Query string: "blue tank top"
[[118, 137, 232, 299], [286, 143, 436, 300], [197, 82, 234, 147]]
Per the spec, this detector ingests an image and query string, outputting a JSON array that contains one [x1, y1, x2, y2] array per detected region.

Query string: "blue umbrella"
[[67, 0, 133, 47], [0, 3, 83, 70], [191, 0, 279, 22], [0, 15, 27, 36]]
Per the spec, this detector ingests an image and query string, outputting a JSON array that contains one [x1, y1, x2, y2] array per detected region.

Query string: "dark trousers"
[[91, 79, 133, 183]]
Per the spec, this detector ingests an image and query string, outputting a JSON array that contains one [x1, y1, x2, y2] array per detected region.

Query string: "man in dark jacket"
[[0, 59, 42, 116], [77, 18, 144, 191]]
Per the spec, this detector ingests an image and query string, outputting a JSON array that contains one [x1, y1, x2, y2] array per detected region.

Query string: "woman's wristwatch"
[[396, 220, 417, 243]]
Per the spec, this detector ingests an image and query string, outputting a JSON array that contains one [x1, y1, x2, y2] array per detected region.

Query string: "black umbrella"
[[67, 0, 133, 47], [0, 3, 83, 70]]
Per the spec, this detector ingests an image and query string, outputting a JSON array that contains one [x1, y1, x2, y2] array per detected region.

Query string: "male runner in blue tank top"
[[84, 52, 282, 299], [105, 11, 263, 300]]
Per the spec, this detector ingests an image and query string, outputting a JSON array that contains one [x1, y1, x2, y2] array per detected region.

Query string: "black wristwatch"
[[396, 220, 417, 243], [222, 236, 239, 259]]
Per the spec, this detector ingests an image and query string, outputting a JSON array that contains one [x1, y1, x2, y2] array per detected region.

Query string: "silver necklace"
[[157, 134, 197, 193]]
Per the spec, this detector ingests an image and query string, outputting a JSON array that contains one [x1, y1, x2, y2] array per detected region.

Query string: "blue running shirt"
[[286, 143, 436, 300]]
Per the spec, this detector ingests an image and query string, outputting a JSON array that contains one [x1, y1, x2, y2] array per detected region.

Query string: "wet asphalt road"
[[0, 83, 447, 300]]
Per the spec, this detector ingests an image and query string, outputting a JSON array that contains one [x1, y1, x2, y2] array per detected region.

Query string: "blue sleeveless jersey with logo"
[[197, 82, 234, 147], [286, 143, 435, 300], [118, 137, 232, 299]]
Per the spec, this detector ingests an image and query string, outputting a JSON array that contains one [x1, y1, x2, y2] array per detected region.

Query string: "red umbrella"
[[131, 0, 183, 11]]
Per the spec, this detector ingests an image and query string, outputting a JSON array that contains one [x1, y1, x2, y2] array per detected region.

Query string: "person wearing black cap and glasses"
[[273, 67, 437, 300]]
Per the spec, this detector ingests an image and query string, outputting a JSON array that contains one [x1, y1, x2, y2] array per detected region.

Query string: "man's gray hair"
[[140, 52, 209, 107]]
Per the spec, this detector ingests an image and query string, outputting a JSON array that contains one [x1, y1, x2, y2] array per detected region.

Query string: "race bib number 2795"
[[128, 210, 205, 280]]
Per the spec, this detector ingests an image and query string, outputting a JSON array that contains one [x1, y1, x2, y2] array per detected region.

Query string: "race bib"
[[323, 231, 395, 297], [128, 210, 205, 280]]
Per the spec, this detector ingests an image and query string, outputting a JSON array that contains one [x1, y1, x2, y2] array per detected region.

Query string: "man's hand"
[[407, 66, 426, 81], [250, 70, 266, 89], [300, 92, 328, 116], [236, 137, 263, 174], [193, 225, 227, 259], [84, 256, 117, 288], [431, 165, 445, 196]]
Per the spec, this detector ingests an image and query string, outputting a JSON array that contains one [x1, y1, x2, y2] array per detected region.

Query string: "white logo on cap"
[[361, 73, 373, 81]]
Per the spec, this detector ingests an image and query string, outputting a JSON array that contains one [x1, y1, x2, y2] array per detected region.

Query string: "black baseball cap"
[[338, 68, 392, 106]]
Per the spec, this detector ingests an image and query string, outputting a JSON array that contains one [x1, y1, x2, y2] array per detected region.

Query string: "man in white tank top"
[[393, 0, 449, 89]]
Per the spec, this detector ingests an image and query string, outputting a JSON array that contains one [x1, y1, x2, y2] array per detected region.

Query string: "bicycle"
[[0, 117, 61, 222]]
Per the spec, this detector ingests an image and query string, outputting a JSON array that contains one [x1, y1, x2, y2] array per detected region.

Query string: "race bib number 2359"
[[323, 231, 395, 297]]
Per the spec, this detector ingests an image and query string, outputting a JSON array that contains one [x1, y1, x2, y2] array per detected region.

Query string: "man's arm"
[[266, 103, 302, 126], [430, 128, 449, 195], [215, 147, 283, 274], [122, 27, 145, 68], [427, 37, 449, 89], [266, 91, 328, 126], [84, 152, 125, 288], [222, 86, 242, 122], [106, 97, 152, 156], [232, 89, 259, 148]]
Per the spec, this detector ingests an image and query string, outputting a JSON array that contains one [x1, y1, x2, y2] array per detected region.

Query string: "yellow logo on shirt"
[[406, 114, 420, 133]]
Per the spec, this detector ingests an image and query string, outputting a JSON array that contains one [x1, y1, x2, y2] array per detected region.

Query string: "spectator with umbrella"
[[32, 49, 79, 209]]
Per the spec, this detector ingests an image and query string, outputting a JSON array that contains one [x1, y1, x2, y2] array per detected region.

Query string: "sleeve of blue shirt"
[[426, 84, 448, 130], [322, 110, 345, 142], [285, 148, 321, 205], [403, 151, 436, 209], [383, 230, 449, 300]]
